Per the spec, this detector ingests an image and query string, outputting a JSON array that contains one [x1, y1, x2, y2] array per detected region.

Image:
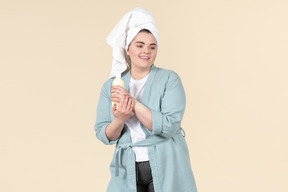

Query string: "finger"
[[111, 87, 122, 94], [127, 98, 133, 112], [111, 98, 120, 103], [111, 94, 130, 103], [111, 90, 128, 97], [112, 103, 117, 113], [111, 86, 128, 94], [111, 86, 123, 93], [112, 85, 126, 90], [121, 95, 129, 109], [117, 93, 126, 109], [111, 89, 120, 94], [111, 93, 121, 99]]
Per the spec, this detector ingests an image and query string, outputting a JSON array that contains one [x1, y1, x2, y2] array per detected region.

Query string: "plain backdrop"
[[1, 0, 287, 191]]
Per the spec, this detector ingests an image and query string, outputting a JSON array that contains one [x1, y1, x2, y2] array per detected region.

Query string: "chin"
[[133, 62, 153, 70]]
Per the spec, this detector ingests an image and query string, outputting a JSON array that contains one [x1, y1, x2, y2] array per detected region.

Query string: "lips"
[[139, 56, 150, 61]]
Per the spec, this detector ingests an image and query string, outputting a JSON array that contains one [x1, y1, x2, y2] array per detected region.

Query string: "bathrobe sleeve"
[[94, 81, 118, 145], [151, 71, 186, 138]]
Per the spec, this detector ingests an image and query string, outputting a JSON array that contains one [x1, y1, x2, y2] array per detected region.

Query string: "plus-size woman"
[[94, 7, 197, 192]]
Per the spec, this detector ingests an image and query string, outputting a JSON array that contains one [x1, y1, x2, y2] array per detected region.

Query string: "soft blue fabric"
[[94, 65, 197, 192]]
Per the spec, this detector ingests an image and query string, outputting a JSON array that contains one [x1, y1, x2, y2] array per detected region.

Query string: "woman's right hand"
[[112, 93, 134, 123]]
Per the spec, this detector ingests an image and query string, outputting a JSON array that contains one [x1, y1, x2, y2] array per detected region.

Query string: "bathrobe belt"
[[114, 128, 185, 177]]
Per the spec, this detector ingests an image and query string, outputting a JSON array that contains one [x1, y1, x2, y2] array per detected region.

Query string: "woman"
[[95, 7, 197, 192]]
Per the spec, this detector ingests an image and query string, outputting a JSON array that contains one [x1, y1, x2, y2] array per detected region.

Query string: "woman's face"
[[127, 32, 158, 72]]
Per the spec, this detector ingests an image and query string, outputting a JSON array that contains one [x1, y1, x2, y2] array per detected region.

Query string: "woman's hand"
[[110, 85, 152, 132], [111, 85, 129, 99], [105, 86, 134, 142], [111, 85, 134, 123]]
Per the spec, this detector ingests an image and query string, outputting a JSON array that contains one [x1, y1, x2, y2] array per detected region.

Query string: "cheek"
[[129, 49, 139, 57], [152, 52, 157, 59]]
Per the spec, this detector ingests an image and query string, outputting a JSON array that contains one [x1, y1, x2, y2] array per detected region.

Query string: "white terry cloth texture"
[[106, 7, 160, 78]]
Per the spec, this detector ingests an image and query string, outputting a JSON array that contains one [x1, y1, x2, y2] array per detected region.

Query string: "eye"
[[136, 45, 143, 48], [150, 46, 156, 50]]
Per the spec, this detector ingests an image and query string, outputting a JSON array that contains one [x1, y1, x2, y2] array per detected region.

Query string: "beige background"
[[1, 0, 287, 191]]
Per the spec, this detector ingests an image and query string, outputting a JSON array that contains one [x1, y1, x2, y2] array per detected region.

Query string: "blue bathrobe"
[[94, 65, 197, 192]]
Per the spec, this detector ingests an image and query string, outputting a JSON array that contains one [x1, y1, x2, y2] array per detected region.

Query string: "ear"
[[126, 43, 132, 56]]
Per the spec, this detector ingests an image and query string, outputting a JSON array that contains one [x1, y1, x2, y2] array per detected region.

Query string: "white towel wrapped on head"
[[106, 7, 160, 78]]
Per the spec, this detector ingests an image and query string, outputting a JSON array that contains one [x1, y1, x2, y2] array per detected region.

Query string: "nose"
[[143, 47, 150, 54]]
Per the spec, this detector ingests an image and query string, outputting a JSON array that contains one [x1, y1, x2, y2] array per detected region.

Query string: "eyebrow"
[[135, 41, 157, 46]]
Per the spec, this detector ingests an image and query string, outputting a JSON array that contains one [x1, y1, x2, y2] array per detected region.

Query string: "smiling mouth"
[[140, 56, 150, 61]]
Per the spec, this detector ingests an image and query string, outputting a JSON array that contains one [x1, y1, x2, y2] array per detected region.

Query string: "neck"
[[130, 65, 152, 80]]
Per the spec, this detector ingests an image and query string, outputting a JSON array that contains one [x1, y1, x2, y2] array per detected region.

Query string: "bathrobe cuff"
[[95, 80, 119, 145], [149, 70, 186, 138], [97, 123, 119, 145]]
